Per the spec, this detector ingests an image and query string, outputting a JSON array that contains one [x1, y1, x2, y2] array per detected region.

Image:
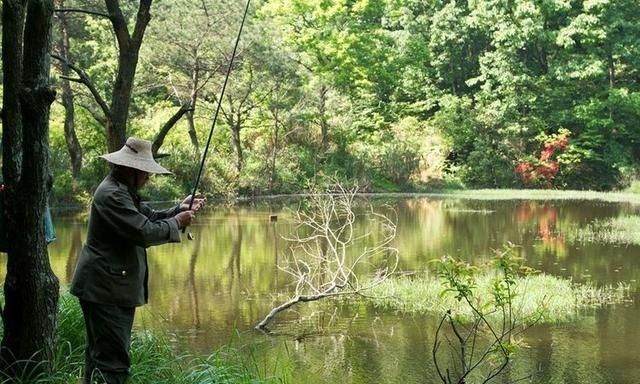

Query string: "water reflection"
[[3, 197, 640, 383], [64, 224, 82, 283]]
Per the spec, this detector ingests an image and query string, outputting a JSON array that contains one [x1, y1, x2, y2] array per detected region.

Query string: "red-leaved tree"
[[516, 129, 570, 188]]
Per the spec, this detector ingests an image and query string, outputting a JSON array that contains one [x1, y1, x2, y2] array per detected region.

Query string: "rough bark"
[[2, 0, 26, 187], [1, 0, 60, 375], [55, 0, 82, 179]]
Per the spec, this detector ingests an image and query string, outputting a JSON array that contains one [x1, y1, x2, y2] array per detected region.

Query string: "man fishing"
[[70, 137, 206, 384]]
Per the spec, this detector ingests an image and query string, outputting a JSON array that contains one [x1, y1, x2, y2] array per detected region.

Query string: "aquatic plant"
[[368, 245, 631, 384], [369, 271, 628, 321], [569, 215, 640, 246]]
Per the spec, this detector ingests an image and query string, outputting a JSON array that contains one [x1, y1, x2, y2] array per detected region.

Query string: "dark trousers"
[[80, 300, 136, 384]]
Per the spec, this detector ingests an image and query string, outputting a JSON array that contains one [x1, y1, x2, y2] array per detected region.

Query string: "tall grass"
[[429, 189, 640, 203], [569, 215, 640, 245], [128, 331, 281, 384], [0, 292, 284, 384], [368, 272, 630, 322]]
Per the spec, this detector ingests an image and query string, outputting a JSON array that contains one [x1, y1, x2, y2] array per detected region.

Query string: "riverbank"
[[0, 293, 283, 384], [50, 187, 640, 215]]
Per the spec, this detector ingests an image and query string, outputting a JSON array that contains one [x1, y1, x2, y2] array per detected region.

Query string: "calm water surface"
[[12, 196, 640, 383]]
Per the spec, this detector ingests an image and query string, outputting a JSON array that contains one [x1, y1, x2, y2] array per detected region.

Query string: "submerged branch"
[[255, 284, 342, 331]]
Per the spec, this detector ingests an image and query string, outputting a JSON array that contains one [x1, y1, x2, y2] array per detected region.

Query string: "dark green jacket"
[[70, 174, 181, 307]]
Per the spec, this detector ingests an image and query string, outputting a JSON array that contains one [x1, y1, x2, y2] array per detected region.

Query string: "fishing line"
[[184, 0, 252, 237]]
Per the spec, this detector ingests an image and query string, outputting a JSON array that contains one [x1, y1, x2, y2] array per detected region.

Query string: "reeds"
[[368, 272, 630, 322], [570, 215, 640, 245]]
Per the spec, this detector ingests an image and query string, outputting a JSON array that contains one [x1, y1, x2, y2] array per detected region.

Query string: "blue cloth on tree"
[[44, 205, 56, 244], [0, 183, 56, 250]]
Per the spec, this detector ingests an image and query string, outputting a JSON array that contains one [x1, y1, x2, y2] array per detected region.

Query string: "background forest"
[[44, 0, 640, 205]]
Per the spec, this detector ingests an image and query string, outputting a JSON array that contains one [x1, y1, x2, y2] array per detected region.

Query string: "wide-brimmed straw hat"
[[100, 137, 171, 174]]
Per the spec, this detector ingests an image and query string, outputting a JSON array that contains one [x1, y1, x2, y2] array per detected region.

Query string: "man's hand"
[[179, 194, 206, 213], [175, 210, 195, 229]]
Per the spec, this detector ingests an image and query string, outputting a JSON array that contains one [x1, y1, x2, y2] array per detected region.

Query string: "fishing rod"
[[184, 0, 251, 238]]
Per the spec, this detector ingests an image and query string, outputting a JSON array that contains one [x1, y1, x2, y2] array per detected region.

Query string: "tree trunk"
[[107, 56, 137, 151], [2, 0, 25, 187], [269, 111, 279, 193], [55, 0, 82, 179], [105, 0, 152, 151], [608, 53, 615, 90], [222, 95, 245, 174], [186, 111, 200, 153], [608, 52, 615, 121], [187, 60, 201, 152], [1, 0, 60, 376], [231, 120, 243, 173], [319, 84, 329, 148]]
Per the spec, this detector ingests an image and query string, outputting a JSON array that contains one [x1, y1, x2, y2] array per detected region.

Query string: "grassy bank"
[[50, 188, 640, 213], [368, 272, 631, 322], [0, 293, 282, 384], [362, 189, 640, 204]]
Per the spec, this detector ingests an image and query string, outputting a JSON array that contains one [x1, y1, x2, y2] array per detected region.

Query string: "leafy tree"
[[53, 0, 189, 153], [140, 0, 243, 154], [53, 0, 83, 181]]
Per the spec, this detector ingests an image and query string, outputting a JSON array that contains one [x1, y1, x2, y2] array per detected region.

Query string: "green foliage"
[[369, 244, 630, 383], [47, 0, 640, 202], [370, 251, 629, 321], [129, 332, 270, 384], [625, 180, 640, 194], [569, 215, 640, 246]]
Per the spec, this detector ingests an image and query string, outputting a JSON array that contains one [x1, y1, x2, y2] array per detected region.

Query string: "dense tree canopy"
[[44, 0, 640, 205]]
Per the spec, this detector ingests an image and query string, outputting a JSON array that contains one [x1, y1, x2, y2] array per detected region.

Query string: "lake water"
[[16, 196, 640, 383]]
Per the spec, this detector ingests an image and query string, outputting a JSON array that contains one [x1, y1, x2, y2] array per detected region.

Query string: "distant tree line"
[[46, 0, 640, 206]]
